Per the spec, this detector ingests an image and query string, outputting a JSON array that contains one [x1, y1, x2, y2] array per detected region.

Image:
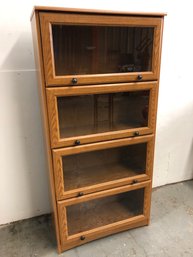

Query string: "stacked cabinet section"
[[46, 82, 158, 147], [31, 7, 164, 253], [58, 181, 151, 250], [40, 12, 163, 85], [53, 135, 154, 200]]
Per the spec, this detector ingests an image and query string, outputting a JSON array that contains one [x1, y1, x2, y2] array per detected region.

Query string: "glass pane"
[[52, 25, 154, 76], [67, 188, 144, 235], [63, 143, 147, 191], [58, 91, 149, 139]]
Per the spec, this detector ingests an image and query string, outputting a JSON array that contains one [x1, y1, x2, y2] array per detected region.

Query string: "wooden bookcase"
[[31, 6, 165, 253]]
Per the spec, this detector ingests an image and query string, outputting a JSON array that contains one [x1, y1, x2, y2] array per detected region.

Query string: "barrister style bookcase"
[[31, 6, 165, 253]]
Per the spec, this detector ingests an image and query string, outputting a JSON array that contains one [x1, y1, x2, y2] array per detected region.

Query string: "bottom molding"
[[60, 217, 148, 252]]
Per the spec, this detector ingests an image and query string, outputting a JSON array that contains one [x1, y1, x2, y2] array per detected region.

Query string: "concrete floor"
[[1, 180, 193, 257]]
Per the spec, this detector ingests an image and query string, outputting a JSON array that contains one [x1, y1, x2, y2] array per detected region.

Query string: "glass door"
[[57, 181, 150, 246], [66, 188, 145, 235], [40, 13, 163, 86], [46, 82, 157, 148], [53, 135, 154, 200]]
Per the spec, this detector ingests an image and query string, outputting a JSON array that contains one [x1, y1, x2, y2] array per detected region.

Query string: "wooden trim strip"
[[55, 128, 153, 149], [31, 6, 167, 21], [41, 12, 162, 26], [58, 174, 149, 200], [53, 134, 154, 156], [47, 81, 157, 96], [31, 11, 62, 253], [60, 218, 148, 251], [58, 180, 150, 206]]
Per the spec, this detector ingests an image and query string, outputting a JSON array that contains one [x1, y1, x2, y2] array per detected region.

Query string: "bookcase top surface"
[[31, 6, 166, 20]]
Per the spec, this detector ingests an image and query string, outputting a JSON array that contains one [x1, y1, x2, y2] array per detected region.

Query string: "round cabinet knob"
[[71, 77, 78, 84], [137, 74, 143, 80], [77, 192, 84, 197], [80, 235, 85, 241], [74, 140, 80, 146], [133, 131, 140, 136]]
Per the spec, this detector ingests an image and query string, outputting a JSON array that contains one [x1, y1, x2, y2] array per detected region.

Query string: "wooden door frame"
[[46, 81, 158, 148], [57, 181, 151, 251], [53, 135, 154, 200], [40, 12, 162, 86]]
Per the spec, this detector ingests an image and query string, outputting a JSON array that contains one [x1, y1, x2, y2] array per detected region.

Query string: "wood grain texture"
[[54, 134, 153, 155], [58, 180, 150, 207], [39, 12, 162, 86], [31, 6, 166, 21], [46, 89, 59, 146], [46, 82, 158, 148], [57, 174, 149, 200], [57, 204, 68, 242], [31, 11, 61, 253], [145, 18, 165, 225]]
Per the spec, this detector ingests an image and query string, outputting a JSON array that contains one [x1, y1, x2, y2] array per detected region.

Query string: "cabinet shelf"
[[64, 163, 144, 191], [54, 140, 149, 197], [52, 136, 154, 199]]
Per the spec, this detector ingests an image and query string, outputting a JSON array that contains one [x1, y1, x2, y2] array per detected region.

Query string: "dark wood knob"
[[131, 179, 138, 185], [133, 131, 140, 136], [74, 140, 80, 145], [137, 74, 143, 80], [71, 77, 78, 84], [77, 192, 84, 197], [80, 235, 85, 240]]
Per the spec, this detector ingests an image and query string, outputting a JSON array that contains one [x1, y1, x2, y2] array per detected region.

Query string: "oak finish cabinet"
[[31, 6, 165, 253]]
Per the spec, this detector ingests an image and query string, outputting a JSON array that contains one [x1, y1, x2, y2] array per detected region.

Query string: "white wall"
[[1, 0, 193, 225]]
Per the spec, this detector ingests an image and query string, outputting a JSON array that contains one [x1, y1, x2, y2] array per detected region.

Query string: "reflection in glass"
[[52, 25, 154, 76], [67, 188, 144, 235], [57, 91, 149, 138], [63, 143, 147, 191]]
